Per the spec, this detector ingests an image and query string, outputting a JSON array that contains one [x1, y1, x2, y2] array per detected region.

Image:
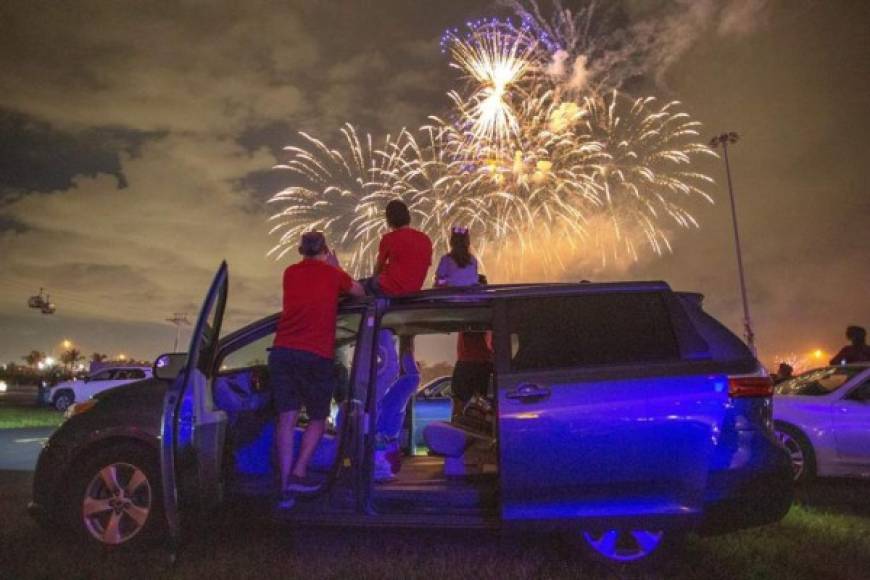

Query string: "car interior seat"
[[422, 420, 495, 476], [423, 388, 496, 477], [377, 350, 421, 441]]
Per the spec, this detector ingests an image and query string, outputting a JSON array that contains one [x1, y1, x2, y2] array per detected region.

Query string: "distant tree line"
[[2, 350, 149, 386]]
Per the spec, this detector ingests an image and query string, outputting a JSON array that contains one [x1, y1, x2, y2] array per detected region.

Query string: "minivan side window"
[[507, 292, 680, 371]]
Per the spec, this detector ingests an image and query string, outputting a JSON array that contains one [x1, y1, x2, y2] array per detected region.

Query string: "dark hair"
[[449, 229, 473, 268], [299, 231, 327, 257], [385, 200, 411, 228], [847, 325, 867, 344]]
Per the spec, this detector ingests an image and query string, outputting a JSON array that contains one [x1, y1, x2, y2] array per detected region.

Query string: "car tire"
[[774, 422, 816, 484], [53, 390, 74, 412], [67, 443, 164, 549]]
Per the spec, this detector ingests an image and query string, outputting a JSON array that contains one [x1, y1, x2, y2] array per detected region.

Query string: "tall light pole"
[[709, 132, 756, 354], [166, 313, 191, 352]]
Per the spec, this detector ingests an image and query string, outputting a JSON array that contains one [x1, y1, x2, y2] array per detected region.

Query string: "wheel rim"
[[776, 430, 805, 480], [582, 529, 664, 562], [82, 462, 152, 545], [56, 395, 71, 411]]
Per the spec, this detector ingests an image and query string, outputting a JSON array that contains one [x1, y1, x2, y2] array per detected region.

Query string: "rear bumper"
[[700, 453, 794, 535]]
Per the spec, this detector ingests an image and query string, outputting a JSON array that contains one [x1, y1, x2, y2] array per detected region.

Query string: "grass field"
[[0, 407, 64, 429], [1, 471, 868, 580]]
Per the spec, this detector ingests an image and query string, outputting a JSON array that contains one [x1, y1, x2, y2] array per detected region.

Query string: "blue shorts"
[[268, 347, 335, 420]]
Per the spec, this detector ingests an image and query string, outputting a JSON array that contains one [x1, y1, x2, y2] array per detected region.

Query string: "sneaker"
[[285, 474, 321, 493], [275, 491, 296, 510], [373, 450, 396, 482]]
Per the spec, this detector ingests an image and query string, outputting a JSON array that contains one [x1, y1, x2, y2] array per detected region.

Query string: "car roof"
[[394, 280, 672, 304], [219, 280, 674, 346]]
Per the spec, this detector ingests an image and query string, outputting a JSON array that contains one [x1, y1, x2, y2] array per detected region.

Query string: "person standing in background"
[[830, 326, 870, 364]]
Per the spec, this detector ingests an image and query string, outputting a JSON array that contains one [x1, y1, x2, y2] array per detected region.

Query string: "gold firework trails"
[[268, 15, 716, 279]]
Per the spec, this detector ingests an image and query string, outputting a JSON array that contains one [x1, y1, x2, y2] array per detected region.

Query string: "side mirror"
[[153, 353, 188, 381]]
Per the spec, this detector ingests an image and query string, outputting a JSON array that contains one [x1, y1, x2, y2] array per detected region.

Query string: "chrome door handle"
[[506, 383, 550, 400]]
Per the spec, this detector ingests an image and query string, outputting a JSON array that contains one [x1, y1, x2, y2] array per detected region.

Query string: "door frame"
[[161, 261, 229, 545]]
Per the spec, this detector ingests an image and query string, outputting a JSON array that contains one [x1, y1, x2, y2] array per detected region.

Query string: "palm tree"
[[22, 350, 46, 367], [90, 352, 108, 364], [60, 348, 84, 370]]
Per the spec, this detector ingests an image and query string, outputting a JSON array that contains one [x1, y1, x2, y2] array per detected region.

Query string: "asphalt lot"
[[0, 426, 54, 470]]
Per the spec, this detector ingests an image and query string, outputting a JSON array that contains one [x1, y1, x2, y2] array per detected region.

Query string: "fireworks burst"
[[267, 3, 717, 281], [581, 91, 717, 263], [444, 21, 538, 146], [267, 124, 403, 274]]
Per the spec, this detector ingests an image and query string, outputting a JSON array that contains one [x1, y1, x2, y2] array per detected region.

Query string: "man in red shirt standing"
[[367, 200, 433, 296], [270, 232, 364, 503]]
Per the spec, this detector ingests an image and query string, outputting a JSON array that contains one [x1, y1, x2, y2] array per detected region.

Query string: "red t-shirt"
[[376, 227, 433, 296], [273, 259, 354, 359], [457, 331, 493, 363]]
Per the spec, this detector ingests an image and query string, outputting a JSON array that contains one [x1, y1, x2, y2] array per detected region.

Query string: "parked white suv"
[[44, 367, 152, 411]]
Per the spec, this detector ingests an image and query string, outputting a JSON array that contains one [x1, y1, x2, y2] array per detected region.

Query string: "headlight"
[[0, 380, 7, 393], [64, 399, 97, 419]]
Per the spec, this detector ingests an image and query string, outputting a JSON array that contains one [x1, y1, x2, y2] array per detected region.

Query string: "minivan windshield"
[[775, 366, 862, 396]]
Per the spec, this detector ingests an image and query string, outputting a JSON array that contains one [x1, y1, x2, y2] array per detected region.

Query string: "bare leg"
[[277, 410, 300, 491], [292, 419, 326, 478]]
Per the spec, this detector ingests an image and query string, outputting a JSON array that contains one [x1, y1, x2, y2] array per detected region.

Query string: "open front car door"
[[161, 261, 229, 546]]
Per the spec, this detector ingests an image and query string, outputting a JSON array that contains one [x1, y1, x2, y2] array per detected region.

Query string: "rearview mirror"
[[153, 353, 188, 381]]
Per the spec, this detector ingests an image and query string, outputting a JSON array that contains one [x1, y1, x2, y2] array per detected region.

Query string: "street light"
[[709, 132, 756, 354]]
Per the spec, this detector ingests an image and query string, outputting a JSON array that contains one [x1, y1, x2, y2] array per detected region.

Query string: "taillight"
[[728, 376, 774, 398]]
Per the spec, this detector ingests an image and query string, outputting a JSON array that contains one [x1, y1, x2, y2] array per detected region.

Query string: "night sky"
[[0, 0, 868, 367]]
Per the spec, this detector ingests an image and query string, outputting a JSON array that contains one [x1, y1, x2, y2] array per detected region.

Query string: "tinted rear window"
[[507, 292, 680, 371]]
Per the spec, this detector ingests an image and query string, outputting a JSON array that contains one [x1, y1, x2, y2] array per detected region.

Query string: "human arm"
[[347, 280, 365, 298], [338, 269, 366, 298]]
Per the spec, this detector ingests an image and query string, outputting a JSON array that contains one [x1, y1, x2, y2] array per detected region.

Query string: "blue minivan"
[[30, 263, 793, 564]]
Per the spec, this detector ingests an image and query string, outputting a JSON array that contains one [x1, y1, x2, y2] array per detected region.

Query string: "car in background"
[[773, 364, 870, 482], [411, 376, 452, 452], [43, 367, 152, 411]]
